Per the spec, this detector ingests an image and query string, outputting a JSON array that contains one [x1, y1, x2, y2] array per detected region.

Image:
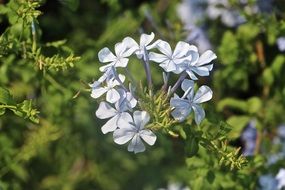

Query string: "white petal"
[[91, 87, 107, 99], [191, 66, 211, 77], [98, 47, 116, 63], [181, 79, 194, 92], [114, 42, 126, 57], [128, 96, 137, 109], [196, 50, 217, 66], [147, 39, 161, 50], [128, 134, 146, 153], [140, 32, 155, 47], [133, 111, 150, 130], [118, 74, 126, 83], [186, 49, 199, 64], [188, 45, 198, 53], [99, 63, 113, 72], [98, 67, 115, 82], [89, 81, 100, 89], [193, 85, 213, 103], [171, 107, 191, 122], [124, 91, 137, 109], [95, 101, 117, 119], [204, 64, 213, 71], [172, 63, 186, 74], [106, 89, 120, 103], [192, 104, 205, 125], [109, 74, 125, 87], [155, 40, 172, 57], [114, 58, 129, 68], [117, 112, 134, 129], [159, 60, 177, 72], [149, 52, 169, 63], [173, 41, 190, 59], [170, 97, 189, 108], [139, 129, 157, 145], [117, 112, 135, 129], [122, 37, 138, 56], [113, 128, 135, 145], [170, 97, 192, 121], [101, 115, 119, 134], [186, 70, 198, 80]]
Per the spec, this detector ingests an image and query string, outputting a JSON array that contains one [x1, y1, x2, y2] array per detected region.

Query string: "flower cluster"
[[90, 32, 216, 153]]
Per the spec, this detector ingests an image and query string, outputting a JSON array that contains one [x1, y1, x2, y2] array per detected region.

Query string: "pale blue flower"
[[123, 32, 156, 59], [259, 174, 278, 190], [176, 49, 217, 80], [207, 0, 246, 27], [277, 37, 285, 52], [113, 111, 157, 153], [278, 125, 285, 139], [98, 39, 136, 72], [185, 26, 212, 53], [95, 95, 134, 134], [276, 168, 285, 189], [149, 40, 192, 72], [116, 88, 137, 111], [97, 66, 116, 83], [241, 120, 257, 156], [91, 74, 125, 103], [170, 79, 213, 124]]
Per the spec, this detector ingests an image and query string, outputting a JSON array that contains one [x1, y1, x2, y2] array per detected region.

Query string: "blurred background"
[[0, 0, 285, 189]]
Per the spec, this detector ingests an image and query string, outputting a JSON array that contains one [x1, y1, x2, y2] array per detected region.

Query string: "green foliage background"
[[0, 0, 285, 189]]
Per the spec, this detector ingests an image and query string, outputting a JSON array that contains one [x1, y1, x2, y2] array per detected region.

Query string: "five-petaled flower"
[[95, 89, 136, 134], [113, 111, 157, 153], [149, 40, 192, 72], [123, 32, 156, 60], [98, 39, 136, 72], [170, 79, 213, 125], [91, 74, 125, 103], [175, 48, 217, 80]]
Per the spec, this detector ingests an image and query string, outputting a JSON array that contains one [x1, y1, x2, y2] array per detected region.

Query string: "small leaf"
[[206, 170, 215, 184], [185, 135, 199, 157], [227, 116, 251, 139], [247, 97, 262, 114], [0, 87, 14, 105], [262, 68, 274, 86], [217, 98, 248, 113], [271, 55, 285, 75]]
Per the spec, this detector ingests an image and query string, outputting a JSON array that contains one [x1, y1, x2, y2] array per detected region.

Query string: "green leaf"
[[247, 97, 262, 114], [218, 31, 239, 65], [185, 135, 199, 157], [237, 23, 260, 41], [206, 170, 215, 184], [262, 68, 274, 86], [227, 116, 251, 139], [217, 98, 248, 113], [186, 156, 205, 169], [0, 87, 14, 105], [13, 100, 39, 123], [0, 107, 5, 115], [271, 55, 285, 75]]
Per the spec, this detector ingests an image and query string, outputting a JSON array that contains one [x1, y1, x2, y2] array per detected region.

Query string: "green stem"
[[44, 74, 67, 93], [0, 105, 17, 109]]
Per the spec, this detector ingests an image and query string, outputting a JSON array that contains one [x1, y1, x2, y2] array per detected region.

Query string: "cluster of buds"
[[90, 33, 216, 153]]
